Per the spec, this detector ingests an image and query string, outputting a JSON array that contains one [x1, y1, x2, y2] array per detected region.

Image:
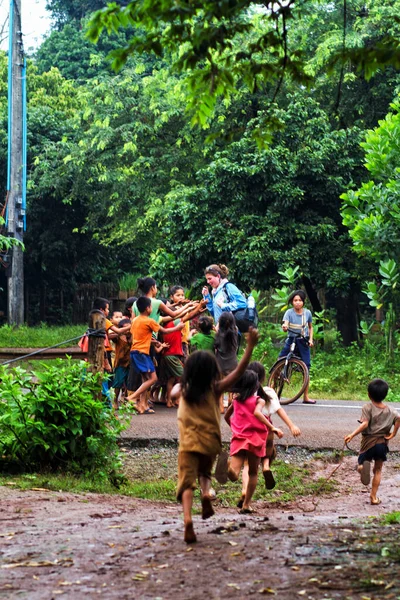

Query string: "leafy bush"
[[0, 359, 125, 479]]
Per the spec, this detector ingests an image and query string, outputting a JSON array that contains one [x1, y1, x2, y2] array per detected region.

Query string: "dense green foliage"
[[0, 0, 399, 343], [0, 360, 124, 478]]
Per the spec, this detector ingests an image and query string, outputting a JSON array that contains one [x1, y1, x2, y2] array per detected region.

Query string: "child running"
[[344, 378, 400, 505], [127, 297, 184, 414], [230, 361, 301, 507], [225, 369, 284, 514], [172, 327, 259, 544]]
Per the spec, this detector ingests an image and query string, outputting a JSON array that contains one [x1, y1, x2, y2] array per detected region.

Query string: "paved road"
[[122, 399, 400, 451]]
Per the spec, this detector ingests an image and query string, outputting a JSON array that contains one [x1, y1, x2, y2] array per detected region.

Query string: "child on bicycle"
[[344, 378, 400, 506], [279, 289, 315, 404]]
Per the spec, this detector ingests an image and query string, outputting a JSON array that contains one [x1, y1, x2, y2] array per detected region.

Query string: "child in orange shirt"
[[127, 296, 184, 414]]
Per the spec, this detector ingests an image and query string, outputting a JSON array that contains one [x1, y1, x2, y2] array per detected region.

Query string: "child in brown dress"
[[172, 328, 259, 543]]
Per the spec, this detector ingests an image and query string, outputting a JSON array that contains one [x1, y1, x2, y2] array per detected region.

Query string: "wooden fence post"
[[87, 309, 105, 375]]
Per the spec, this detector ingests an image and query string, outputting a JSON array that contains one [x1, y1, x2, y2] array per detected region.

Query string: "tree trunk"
[[87, 310, 105, 376], [302, 276, 322, 313], [335, 291, 360, 346]]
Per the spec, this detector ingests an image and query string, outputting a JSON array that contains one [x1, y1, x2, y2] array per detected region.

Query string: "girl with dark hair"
[[134, 277, 190, 322], [215, 312, 239, 375], [224, 370, 284, 514], [233, 361, 301, 506], [172, 328, 259, 544], [279, 290, 315, 404]]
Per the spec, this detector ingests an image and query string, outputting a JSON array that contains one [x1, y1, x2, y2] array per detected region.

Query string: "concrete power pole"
[[7, 0, 24, 325]]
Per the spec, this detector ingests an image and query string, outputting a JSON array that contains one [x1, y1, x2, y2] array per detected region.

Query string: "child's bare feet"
[[236, 494, 245, 509], [184, 522, 197, 543], [201, 495, 215, 520]]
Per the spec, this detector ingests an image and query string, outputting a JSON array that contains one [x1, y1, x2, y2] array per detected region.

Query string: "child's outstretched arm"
[[385, 417, 400, 441], [254, 400, 284, 438], [276, 408, 301, 437], [224, 403, 233, 426], [159, 321, 185, 334], [215, 327, 259, 395], [344, 420, 368, 444]]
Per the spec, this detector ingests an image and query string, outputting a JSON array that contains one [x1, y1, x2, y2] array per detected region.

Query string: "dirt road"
[[1, 456, 400, 599]]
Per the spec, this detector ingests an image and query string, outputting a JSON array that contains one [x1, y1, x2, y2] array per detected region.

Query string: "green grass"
[[0, 323, 86, 348], [380, 511, 400, 525], [0, 459, 335, 506]]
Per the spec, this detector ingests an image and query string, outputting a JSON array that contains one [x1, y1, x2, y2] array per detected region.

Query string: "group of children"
[[91, 277, 249, 415], [87, 279, 400, 545]]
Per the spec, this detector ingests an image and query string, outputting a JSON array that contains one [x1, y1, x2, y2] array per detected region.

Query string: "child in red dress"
[[225, 370, 284, 514]]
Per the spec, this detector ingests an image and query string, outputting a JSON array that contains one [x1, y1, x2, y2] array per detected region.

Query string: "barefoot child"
[[231, 361, 301, 507], [127, 297, 184, 413], [172, 327, 259, 544], [225, 370, 284, 514], [344, 378, 400, 505]]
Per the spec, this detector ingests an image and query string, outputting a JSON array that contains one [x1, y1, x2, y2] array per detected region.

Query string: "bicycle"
[[267, 335, 310, 405]]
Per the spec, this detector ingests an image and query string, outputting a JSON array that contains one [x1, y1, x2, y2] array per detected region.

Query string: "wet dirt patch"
[[1, 450, 400, 599]]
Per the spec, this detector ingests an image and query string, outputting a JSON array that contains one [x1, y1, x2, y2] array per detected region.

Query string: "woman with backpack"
[[202, 264, 247, 325]]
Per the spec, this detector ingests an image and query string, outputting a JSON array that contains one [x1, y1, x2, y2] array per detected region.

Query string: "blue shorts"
[[279, 336, 311, 369], [358, 443, 388, 464], [130, 351, 155, 373]]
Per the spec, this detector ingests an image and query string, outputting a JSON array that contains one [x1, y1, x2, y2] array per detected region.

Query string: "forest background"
[[1, 0, 400, 397]]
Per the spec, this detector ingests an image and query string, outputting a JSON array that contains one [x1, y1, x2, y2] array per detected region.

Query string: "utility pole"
[[7, 0, 24, 325]]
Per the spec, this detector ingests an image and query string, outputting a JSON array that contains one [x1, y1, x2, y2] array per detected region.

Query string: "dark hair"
[[92, 297, 109, 311], [204, 263, 229, 278], [119, 318, 131, 327], [136, 296, 152, 313], [181, 351, 221, 405], [230, 370, 259, 403], [215, 312, 238, 351], [368, 378, 389, 402], [170, 285, 184, 298], [248, 361, 274, 406], [137, 277, 157, 295], [124, 296, 137, 317], [288, 289, 306, 305], [198, 315, 213, 335]]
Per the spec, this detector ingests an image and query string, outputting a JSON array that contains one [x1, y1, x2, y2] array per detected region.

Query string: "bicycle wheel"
[[268, 357, 309, 405]]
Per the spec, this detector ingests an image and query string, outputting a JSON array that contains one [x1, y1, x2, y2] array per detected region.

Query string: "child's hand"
[[282, 323, 288, 332], [273, 428, 284, 439], [290, 425, 301, 437], [385, 432, 395, 441], [246, 327, 259, 347], [344, 434, 353, 444], [177, 321, 185, 330]]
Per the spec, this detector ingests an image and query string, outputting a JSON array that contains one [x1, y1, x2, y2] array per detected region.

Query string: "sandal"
[[263, 470, 276, 490], [143, 408, 155, 414], [360, 461, 371, 486], [371, 498, 381, 505]]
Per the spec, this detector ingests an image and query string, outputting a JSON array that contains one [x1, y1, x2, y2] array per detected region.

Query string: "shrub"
[[0, 359, 125, 480]]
